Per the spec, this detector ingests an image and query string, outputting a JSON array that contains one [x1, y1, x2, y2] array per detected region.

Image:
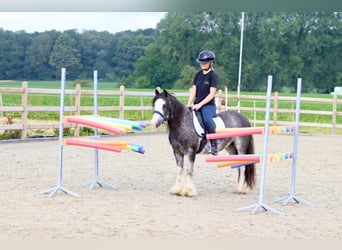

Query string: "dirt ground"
[[0, 132, 341, 239]]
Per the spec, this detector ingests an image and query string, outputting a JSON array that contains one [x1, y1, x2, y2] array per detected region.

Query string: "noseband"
[[152, 96, 178, 122], [152, 110, 167, 122], [153, 95, 186, 123]]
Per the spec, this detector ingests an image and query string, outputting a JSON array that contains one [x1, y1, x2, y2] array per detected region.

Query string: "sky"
[[0, 12, 167, 34]]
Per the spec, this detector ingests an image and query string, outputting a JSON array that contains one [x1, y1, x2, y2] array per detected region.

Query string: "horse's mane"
[[165, 91, 188, 118], [167, 91, 183, 105]]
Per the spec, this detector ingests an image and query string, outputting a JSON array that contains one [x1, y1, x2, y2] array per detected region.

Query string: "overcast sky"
[[0, 12, 167, 34]]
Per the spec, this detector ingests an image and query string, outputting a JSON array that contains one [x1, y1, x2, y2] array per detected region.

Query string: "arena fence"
[[0, 81, 342, 139]]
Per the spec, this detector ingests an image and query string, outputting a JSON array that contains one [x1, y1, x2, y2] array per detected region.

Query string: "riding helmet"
[[196, 50, 215, 64]]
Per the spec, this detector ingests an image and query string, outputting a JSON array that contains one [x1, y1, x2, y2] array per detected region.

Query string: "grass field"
[[1, 80, 342, 137]]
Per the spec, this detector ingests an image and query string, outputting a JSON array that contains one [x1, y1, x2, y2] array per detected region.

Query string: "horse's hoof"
[[234, 186, 250, 194], [169, 190, 177, 196], [169, 186, 182, 196], [180, 187, 198, 197], [186, 191, 198, 197]]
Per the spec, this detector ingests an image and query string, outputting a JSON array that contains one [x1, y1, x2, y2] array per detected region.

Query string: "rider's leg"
[[200, 104, 217, 155]]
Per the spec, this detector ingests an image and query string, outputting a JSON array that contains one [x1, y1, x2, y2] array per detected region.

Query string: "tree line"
[[0, 12, 341, 93]]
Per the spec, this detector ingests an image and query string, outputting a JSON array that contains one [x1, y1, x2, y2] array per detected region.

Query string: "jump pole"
[[40, 68, 79, 197], [81, 70, 117, 190], [273, 78, 311, 206], [236, 75, 282, 215], [207, 127, 263, 140]]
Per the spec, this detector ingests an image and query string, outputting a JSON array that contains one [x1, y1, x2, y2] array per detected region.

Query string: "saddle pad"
[[213, 116, 225, 130], [192, 111, 225, 138], [193, 111, 206, 137]]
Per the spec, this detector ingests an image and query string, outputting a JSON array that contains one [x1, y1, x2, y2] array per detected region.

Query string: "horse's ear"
[[155, 87, 162, 95], [163, 89, 168, 97]]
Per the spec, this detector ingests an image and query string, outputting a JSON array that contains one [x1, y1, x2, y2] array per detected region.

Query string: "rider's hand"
[[192, 103, 202, 111]]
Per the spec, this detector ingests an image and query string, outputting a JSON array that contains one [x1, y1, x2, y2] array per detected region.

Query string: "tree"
[[0, 29, 29, 79], [110, 30, 157, 79], [173, 64, 197, 89], [78, 30, 114, 80], [49, 32, 83, 79], [0, 12, 341, 93], [135, 43, 177, 88], [24, 32, 56, 79], [157, 12, 216, 67], [135, 76, 151, 88]]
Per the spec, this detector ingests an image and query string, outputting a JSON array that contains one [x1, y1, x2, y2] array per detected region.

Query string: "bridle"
[[152, 96, 187, 123], [152, 110, 167, 123]]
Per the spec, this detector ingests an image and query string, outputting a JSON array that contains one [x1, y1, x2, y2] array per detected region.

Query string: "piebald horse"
[[151, 89, 256, 197]]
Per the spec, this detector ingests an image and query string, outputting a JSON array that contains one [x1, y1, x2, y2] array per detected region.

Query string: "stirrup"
[[211, 151, 218, 156], [210, 143, 218, 155]]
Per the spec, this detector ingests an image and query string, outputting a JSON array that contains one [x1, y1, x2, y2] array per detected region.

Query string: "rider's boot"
[[210, 139, 218, 155]]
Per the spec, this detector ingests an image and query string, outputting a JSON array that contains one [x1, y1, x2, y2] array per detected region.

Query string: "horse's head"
[[150, 88, 170, 129]]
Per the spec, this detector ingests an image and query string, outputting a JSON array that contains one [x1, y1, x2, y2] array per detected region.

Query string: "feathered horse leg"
[[180, 151, 198, 197], [169, 153, 186, 196], [169, 152, 198, 197]]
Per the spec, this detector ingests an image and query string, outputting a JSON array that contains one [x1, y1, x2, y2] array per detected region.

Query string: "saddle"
[[192, 110, 225, 138], [192, 110, 225, 154]]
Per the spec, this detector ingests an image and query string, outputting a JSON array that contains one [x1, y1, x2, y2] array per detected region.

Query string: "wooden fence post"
[[224, 86, 228, 111], [273, 91, 278, 126], [119, 85, 125, 119], [140, 96, 144, 120], [216, 89, 223, 112], [74, 83, 81, 136], [0, 93, 3, 117], [0, 85, 341, 137], [332, 94, 337, 135], [21, 81, 28, 140]]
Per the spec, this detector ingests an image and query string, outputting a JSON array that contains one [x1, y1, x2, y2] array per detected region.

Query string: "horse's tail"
[[244, 135, 256, 189]]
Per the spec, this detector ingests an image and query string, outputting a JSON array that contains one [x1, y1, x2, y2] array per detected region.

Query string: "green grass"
[[1, 81, 342, 136], [0, 80, 155, 90], [0, 80, 75, 89], [0, 81, 157, 121]]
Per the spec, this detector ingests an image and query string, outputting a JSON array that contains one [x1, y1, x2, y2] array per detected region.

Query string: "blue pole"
[[289, 78, 301, 196], [57, 68, 66, 187], [41, 68, 79, 197], [93, 70, 99, 183], [236, 75, 281, 214], [273, 78, 310, 206], [257, 75, 273, 205], [82, 70, 116, 190]]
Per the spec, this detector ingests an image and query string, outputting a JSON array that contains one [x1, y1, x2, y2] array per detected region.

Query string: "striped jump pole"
[[206, 155, 261, 162], [40, 68, 79, 197], [215, 126, 295, 135], [210, 152, 293, 169], [206, 127, 263, 140], [63, 116, 144, 134], [63, 138, 123, 153], [208, 126, 295, 140], [217, 161, 259, 169], [63, 138, 145, 154], [273, 78, 311, 206], [63, 116, 126, 134], [41, 69, 146, 197]]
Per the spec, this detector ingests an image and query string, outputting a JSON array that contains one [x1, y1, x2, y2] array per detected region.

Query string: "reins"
[[152, 95, 189, 123], [152, 109, 187, 122]]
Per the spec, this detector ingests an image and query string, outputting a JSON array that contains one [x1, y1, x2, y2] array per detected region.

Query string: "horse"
[[150, 88, 256, 197]]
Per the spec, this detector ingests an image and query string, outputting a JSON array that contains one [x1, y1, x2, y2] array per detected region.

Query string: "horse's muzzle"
[[150, 110, 165, 128], [150, 115, 163, 128]]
